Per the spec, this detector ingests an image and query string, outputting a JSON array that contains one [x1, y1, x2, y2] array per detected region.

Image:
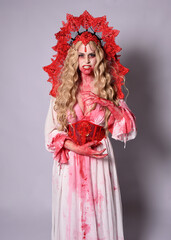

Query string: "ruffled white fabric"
[[44, 96, 137, 240], [44, 98, 71, 165], [111, 100, 137, 148]]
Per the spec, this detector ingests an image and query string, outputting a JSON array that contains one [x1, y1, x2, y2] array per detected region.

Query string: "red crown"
[[43, 10, 129, 99], [73, 31, 100, 46]]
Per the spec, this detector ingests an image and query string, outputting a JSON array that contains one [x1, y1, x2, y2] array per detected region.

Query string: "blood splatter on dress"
[[44, 96, 136, 240]]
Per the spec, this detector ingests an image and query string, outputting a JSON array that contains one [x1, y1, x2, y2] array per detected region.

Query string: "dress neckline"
[[68, 102, 105, 125], [76, 101, 98, 118], [76, 102, 88, 117]]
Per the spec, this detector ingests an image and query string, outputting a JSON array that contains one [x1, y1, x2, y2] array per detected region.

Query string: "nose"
[[85, 55, 90, 63]]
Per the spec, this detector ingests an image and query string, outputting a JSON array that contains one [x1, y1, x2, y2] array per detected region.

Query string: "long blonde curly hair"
[[54, 40, 121, 133]]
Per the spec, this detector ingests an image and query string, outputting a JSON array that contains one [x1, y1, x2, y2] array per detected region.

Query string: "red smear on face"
[[78, 43, 97, 76]]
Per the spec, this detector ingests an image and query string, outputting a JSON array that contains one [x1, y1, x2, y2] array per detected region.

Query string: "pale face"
[[78, 43, 97, 75]]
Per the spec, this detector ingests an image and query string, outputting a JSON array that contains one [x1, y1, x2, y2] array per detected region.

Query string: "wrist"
[[64, 139, 81, 153], [74, 144, 81, 154], [64, 139, 74, 149]]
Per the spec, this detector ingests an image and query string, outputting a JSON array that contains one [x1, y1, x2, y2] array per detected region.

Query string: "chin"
[[80, 67, 93, 75]]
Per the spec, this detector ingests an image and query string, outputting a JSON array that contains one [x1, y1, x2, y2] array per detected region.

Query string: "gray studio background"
[[1, 0, 171, 239]]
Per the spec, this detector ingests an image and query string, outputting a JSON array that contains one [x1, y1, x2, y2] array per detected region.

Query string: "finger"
[[81, 92, 93, 97], [91, 141, 103, 146], [91, 141, 102, 148], [92, 154, 108, 159], [50, 147, 56, 150], [82, 95, 90, 99], [81, 91, 91, 94], [82, 98, 94, 103], [85, 141, 99, 147], [82, 91, 95, 95], [95, 141, 102, 146], [90, 148, 106, 155]]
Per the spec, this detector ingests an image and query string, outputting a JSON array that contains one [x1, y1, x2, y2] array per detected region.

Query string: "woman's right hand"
[[64, 140, 108, 159], [82, 91, 123, 121]]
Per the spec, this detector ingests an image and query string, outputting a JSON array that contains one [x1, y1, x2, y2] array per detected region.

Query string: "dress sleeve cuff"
[[47, 132, 71, 164], [111, 100, 137, 147]]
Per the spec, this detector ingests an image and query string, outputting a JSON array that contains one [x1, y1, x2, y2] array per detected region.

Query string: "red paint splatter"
[[67, 154, 106, 239], [80, 156, 85, 179], [93, 191, 104, 205], [79, 155, 91, 239], [81, 219, 91, 239]]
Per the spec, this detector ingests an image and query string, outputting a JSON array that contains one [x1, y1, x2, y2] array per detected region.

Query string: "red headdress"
[[43, 10, 129, 99]]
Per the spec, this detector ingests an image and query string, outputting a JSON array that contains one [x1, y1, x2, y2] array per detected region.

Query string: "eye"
[[89, 53, 96, 58], [78, 53, 84, 58]]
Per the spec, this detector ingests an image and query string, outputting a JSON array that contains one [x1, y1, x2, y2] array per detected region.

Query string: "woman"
[[44, 11, 136, 240]]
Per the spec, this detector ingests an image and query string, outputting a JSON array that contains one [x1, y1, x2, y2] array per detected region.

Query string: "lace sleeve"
[[44, 96, 70, 163], [109, 100, 137, 147]]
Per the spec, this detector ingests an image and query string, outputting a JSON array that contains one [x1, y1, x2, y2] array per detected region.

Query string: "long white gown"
[[44, 96, 136, 240]]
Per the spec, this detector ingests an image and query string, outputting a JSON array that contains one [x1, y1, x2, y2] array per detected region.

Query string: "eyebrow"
[[78, 51, 95, 54]]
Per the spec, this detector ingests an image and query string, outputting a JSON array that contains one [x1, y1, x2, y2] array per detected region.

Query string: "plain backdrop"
[[0, 0, 171, 239]]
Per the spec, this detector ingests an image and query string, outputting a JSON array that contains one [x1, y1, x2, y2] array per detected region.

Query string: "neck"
[[79, 72, 94, 90]]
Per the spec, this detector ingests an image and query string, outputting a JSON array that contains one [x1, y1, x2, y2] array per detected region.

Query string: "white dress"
[[44, 96, 136, 240]]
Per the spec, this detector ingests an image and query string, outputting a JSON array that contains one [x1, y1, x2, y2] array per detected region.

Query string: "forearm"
[[107, 103, 123, 121], [98, 98, 123, 121], [64, 139, 107, 158], [64, 139, 80, 153], [64, 139, 90, 155]]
